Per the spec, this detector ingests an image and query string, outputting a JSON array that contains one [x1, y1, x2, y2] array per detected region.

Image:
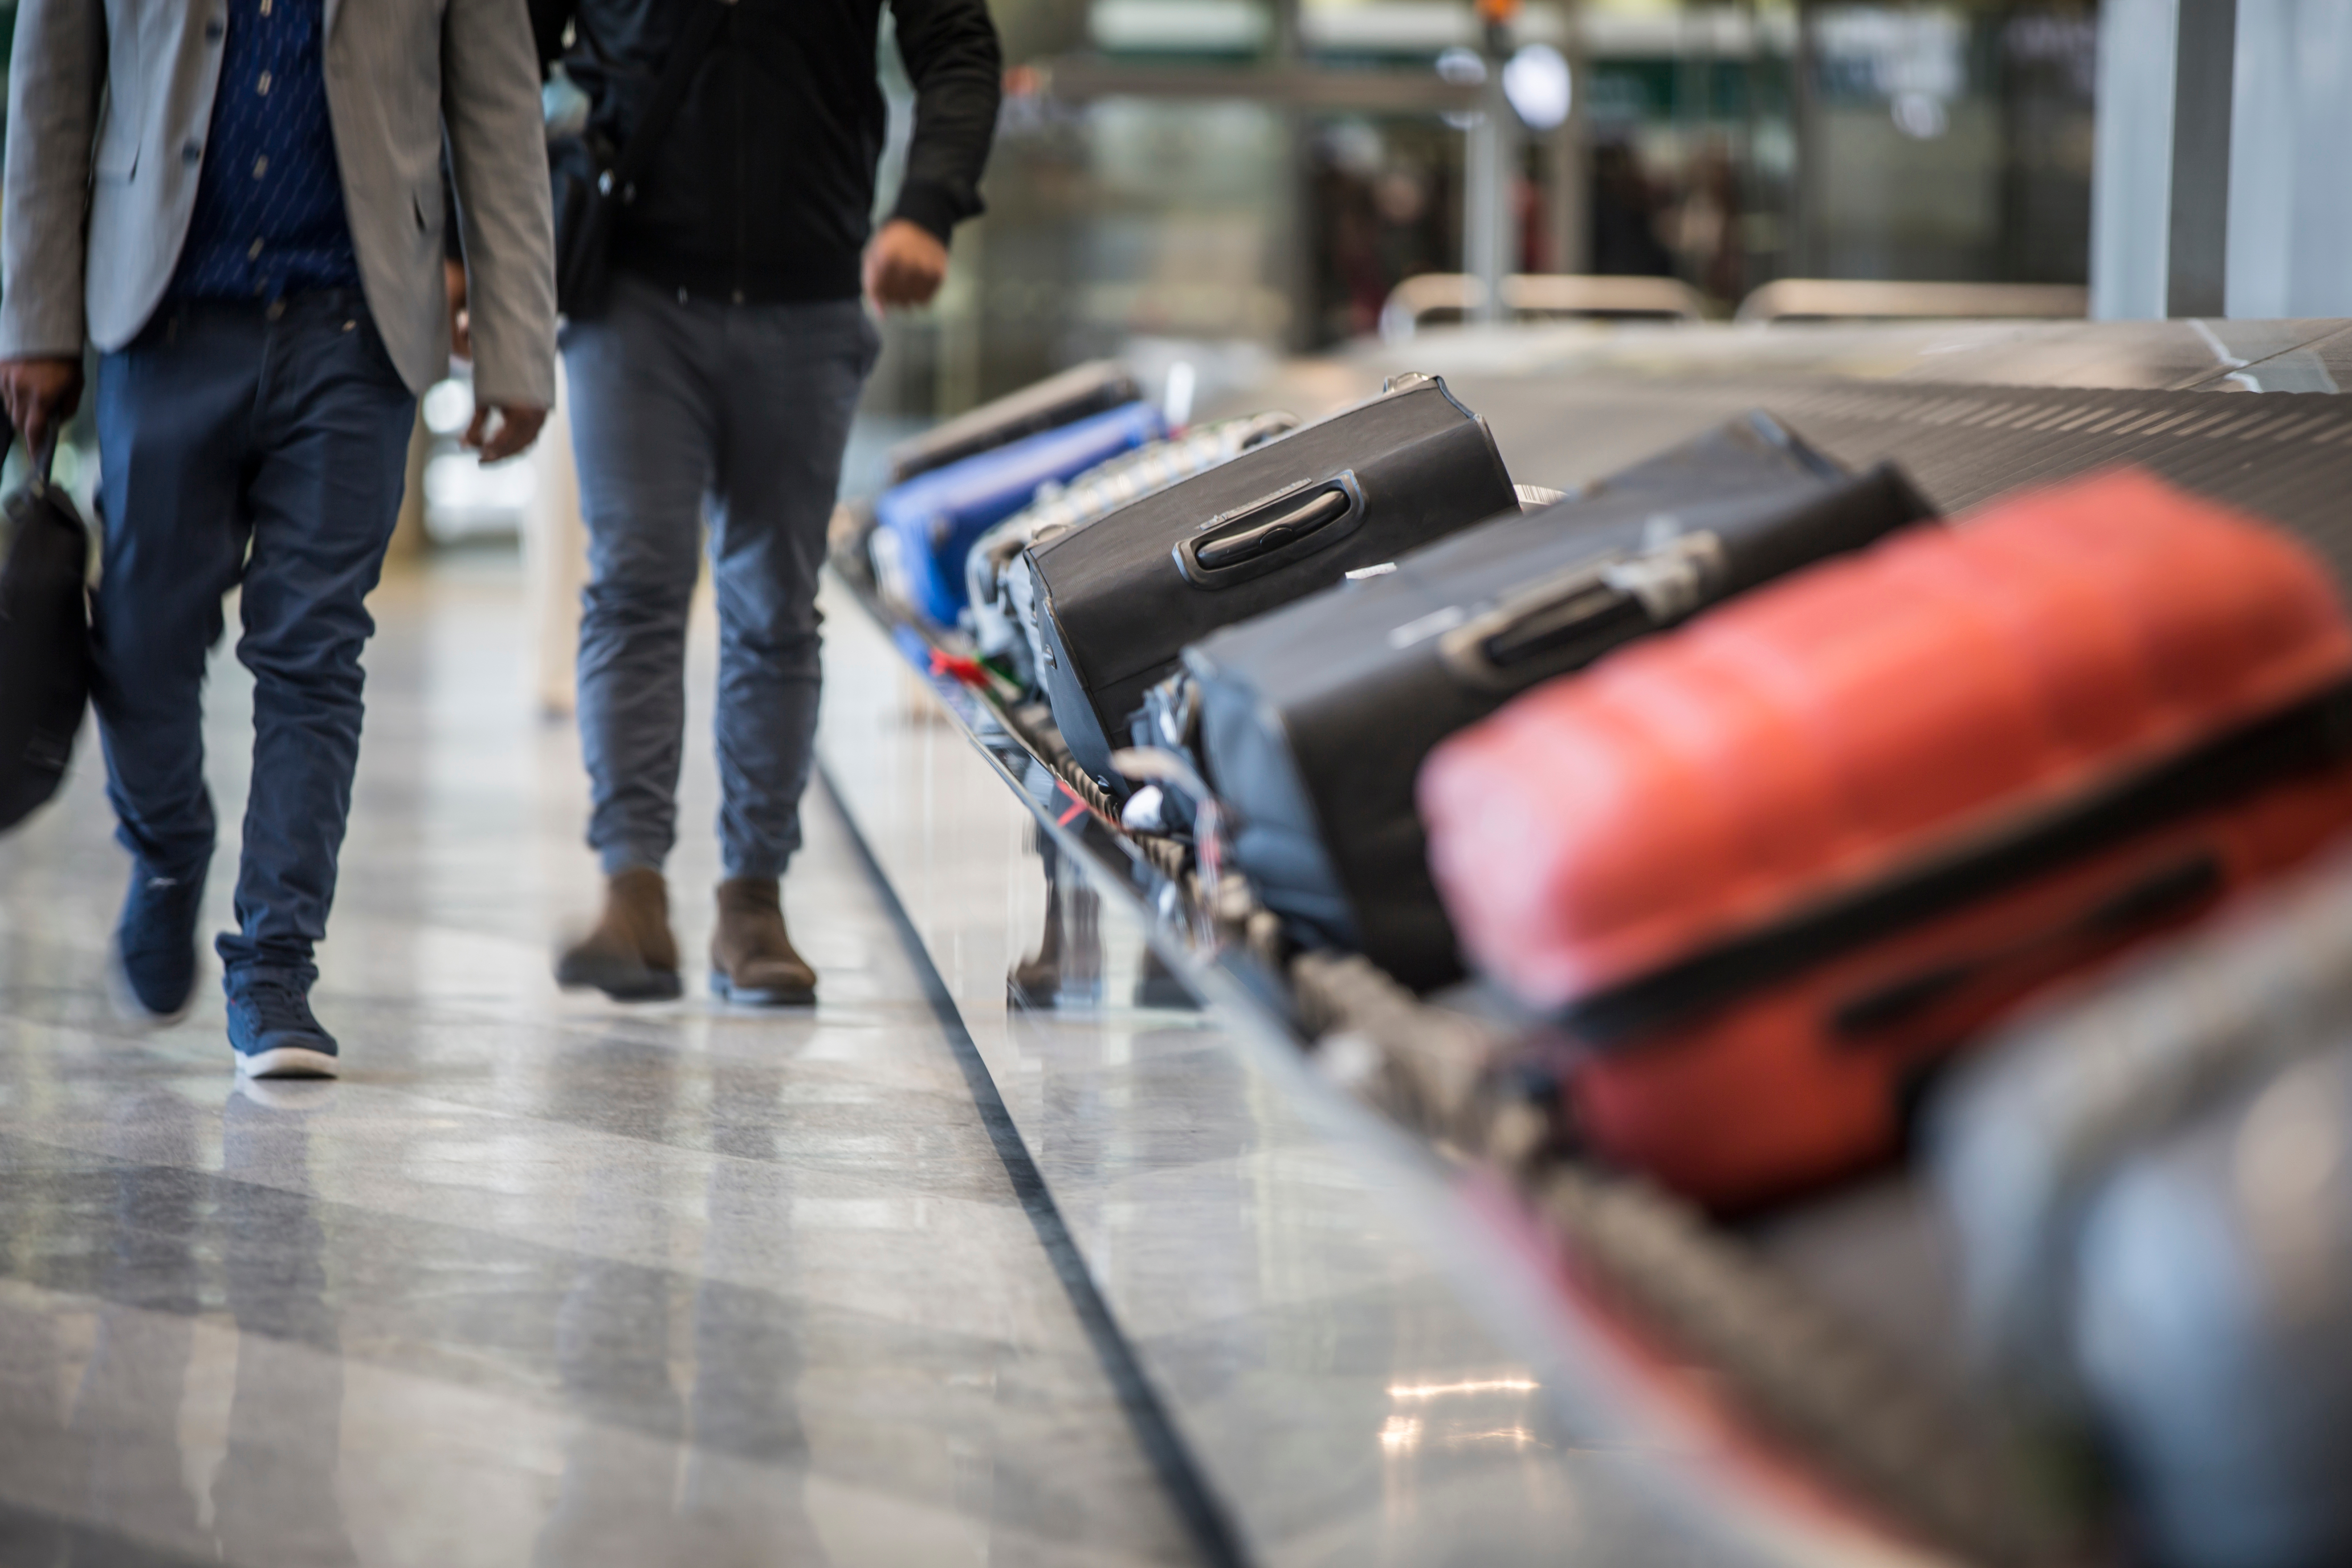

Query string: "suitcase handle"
[[1176, 473, 1366, 587], [1438, 531, 1725, 689], [1194, 489, 1349, 569]]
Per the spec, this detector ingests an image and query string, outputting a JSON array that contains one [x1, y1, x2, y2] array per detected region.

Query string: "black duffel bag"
[[0, 435, 91, 831]]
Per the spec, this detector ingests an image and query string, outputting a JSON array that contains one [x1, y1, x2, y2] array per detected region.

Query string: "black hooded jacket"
[[529, 0, 1001, 303]]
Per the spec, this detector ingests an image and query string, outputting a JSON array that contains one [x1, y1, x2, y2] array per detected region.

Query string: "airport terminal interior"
[[13, 0, 2352, 1565]]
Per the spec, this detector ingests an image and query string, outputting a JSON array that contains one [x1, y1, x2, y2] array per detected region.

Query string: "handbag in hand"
[[0, 431, 91, 833], [548, 0, 731, 318]]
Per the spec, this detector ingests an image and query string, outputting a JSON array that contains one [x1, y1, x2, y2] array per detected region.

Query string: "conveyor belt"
[[1454, 377, 2352, 573], [1206, 325, 2352, 582], [1748, 382, 2352, 573], [836, 324, 2352, 1568]]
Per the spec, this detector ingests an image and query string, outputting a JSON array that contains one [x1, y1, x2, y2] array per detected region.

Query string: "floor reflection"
[[0, 558, 1200, 1566], [0, 1085, 357, 1566], [212, 1085, 358, 1566], [60, 1090, 207, 1566], [1009, 828, 1103, 1013], [535, 1030, 825, 1568]]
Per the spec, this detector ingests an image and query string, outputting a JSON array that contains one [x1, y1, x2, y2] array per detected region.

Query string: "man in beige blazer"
[[0, 0, 557, 1077]]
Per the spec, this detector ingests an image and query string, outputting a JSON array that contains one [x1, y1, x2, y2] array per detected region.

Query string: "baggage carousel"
[[816, 317, 2352, 1568]]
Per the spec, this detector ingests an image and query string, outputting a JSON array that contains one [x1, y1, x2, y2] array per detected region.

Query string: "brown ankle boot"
[[555, 868, 682, 1001], [710, 878, 816, 1005]]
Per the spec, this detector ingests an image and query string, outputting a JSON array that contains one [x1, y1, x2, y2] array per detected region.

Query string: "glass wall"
[[860, 0, 2102, 437]]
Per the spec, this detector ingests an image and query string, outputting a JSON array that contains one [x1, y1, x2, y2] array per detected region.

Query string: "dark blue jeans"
[[563, 273, 877, 880], [92, 293, 417, 990]]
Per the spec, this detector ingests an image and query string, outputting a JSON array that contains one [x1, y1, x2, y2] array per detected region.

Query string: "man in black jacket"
[[530, 0, 1000, 1005]]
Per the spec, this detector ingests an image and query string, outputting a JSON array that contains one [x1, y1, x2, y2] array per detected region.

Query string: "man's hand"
[[863, 219, 950, 310], [464, 403, 546, 464], [0, 357, 83, 459], [445, 259, 472, 362]]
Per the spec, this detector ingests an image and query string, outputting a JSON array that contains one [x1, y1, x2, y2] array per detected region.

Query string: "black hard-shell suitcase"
[[0, 440, 91, 831], [885, 360, 1142, 487], [1182, 413, 1935, 988], [1028, 372, 1518, 785]]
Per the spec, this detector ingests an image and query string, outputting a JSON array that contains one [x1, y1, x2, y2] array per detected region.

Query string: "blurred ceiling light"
[[1162, 360, 1197, 428], [1298, 1, 1569, 55], [1891, 90, 1949, 140], [1090, 0, 1271, 53], [1379, 1415, 1423, 1452], [1435, 44, 1487, 86], [1503, 41, 1571, 129]]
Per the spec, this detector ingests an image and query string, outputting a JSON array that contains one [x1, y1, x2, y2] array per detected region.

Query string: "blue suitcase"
[[872, 401, 1165, 628]]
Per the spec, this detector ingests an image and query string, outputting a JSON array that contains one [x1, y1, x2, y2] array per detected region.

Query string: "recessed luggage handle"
[[1175, 473, 1366, 587], [1437, 530, 1726, 688], [1194, 489, 1350, 569]]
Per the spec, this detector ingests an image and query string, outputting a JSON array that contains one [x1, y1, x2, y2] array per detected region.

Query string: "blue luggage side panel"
[[874, 402, 1167, 626]]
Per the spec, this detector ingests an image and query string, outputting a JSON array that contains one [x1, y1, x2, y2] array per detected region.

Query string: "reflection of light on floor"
[[1386, 1377, 1540, 1401], [1379, 1415, 1422, 1453], [1446, 1426, 1542, 1449]]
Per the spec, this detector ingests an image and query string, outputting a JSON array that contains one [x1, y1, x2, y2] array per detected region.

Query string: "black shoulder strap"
[[609, 0, 731, 200]]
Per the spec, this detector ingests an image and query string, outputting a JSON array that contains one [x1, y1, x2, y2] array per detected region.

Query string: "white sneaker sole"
[[236, 1046, 342, 1080], [104, 939, 195, 1031]]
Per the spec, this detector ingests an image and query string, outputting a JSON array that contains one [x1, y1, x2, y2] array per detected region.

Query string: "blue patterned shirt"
[[169, 0, 361, 301]]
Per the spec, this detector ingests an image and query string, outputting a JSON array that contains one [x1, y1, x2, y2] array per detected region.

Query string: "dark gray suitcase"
[[885, 360, 1142, 487], [1931, 843, 2352, 1392], [1182, 413, 1934, 988], [2072, 1041, 2352, 1568], [1028, 372, 1517, 785]]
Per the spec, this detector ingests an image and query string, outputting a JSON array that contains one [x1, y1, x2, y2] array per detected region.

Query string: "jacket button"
[[206, 18, 224, 40], [183, 140, 203, 163]]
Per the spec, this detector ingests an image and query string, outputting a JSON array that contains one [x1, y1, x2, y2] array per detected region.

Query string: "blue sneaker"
[[223, 974, 342, 1079], [106, 860, 208, 1027]]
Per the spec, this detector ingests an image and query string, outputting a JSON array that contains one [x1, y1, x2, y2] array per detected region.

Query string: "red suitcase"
[[1418, 469, 2352, 1207]]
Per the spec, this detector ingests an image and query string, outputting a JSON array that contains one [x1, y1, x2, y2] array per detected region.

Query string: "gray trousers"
[[562, 271, 878, 880]]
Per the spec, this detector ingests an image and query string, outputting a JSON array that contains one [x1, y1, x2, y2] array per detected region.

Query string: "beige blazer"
[[0, 0, 556, 406]]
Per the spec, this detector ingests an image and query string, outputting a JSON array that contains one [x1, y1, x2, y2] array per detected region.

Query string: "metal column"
[[1463, 9, 1522, 325], [2165, 0, 2238, 317], [2092, 0, 2240, 318]]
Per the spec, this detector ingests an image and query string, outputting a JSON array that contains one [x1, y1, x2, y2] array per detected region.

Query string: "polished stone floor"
[[0, 557, 1199, 1567]]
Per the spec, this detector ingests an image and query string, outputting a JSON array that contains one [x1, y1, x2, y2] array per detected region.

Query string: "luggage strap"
[[1571, 677, 2352, 1045]]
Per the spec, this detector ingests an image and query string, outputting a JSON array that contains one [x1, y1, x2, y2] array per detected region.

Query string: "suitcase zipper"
[[1826, 852, 2223, 1040], [1569, 678, 2352, 1045]]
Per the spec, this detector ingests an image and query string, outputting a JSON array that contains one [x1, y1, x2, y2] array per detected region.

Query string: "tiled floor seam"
[[812, 767, 1251, 1568]]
